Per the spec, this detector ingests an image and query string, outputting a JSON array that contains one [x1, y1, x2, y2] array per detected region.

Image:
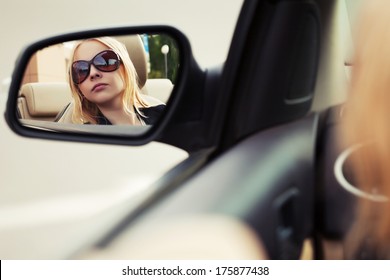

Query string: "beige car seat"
[[119, 35, 173, 103], [18, 82, 72, 121]]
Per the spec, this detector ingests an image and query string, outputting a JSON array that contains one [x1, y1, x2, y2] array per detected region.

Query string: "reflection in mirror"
[[17, 33, 180, 135]]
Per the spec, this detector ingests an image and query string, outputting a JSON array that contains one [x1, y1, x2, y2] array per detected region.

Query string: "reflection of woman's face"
[[74, 40, 124, 108]]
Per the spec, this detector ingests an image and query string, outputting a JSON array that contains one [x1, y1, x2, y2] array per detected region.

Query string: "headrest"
[[115, 35, 147, 88], [19, 82, 72, 117]]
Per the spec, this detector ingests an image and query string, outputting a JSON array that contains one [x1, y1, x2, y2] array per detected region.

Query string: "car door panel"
[[93, 113, 319, 259]]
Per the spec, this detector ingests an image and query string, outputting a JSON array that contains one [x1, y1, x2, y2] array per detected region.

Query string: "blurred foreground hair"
[[341, 0, 390, 258]]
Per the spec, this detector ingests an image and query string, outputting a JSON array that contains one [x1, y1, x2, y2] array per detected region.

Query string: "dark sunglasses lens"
[[71, 51, 120, 84], [94, 51, 120, 72], [72, 61, 89, 84]]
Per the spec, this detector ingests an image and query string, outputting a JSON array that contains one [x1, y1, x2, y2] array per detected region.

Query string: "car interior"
[[5, 0, 375, 260]]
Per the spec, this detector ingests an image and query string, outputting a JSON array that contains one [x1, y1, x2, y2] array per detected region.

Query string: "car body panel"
[[89, 113, 319, 259]]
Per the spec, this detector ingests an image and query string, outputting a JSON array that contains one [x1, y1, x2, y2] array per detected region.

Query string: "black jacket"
[[96, 105, 165, 125]]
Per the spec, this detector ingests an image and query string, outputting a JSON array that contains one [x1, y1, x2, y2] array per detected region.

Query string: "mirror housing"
[[5, 25, 198, 147]]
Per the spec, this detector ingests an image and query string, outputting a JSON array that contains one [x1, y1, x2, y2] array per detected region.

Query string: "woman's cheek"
[[78, 85, 88, 98]]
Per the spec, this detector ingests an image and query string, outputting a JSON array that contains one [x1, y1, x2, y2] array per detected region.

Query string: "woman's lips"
[[92, 83, 108, 92]]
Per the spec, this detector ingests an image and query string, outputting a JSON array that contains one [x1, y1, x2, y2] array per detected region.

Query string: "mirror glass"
[[17, 33, 180, 136]]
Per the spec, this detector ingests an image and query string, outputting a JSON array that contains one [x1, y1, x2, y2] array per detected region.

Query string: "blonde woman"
[[68, 37, 165, 125], [341, 0, 390, 258]]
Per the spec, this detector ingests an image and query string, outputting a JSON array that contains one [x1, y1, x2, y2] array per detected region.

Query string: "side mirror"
[[5, 26, 192, 145]]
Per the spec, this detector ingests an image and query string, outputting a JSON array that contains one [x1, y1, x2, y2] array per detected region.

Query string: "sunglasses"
[[71, 50, 121, 84]]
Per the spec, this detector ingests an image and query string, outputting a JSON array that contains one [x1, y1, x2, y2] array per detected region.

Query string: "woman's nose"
[[89, 65, 102, 80]]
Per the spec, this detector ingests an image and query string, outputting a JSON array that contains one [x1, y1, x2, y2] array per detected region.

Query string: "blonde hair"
[[67, 36, 148, 124], [341, 0, 390, 255]]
